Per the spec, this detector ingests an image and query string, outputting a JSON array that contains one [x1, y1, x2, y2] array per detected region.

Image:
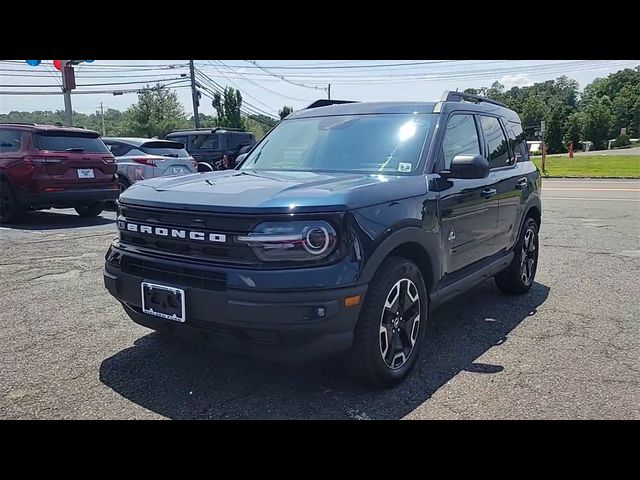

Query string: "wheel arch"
[[358, 228, 439, 296]]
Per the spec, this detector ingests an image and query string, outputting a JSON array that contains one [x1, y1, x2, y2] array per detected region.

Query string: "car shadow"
[[5, 209, 115, 231], [99, 280, 550, 419]]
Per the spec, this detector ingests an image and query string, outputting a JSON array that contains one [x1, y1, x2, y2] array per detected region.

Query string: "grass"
[[531, 155, 640, 178]]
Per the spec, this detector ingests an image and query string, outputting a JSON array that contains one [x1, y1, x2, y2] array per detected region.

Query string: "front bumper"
[[104, 261, 367, 362], [19, 187, 119, 208]]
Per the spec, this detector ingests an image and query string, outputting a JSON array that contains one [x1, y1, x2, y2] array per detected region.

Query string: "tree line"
[[2, 67, 638, 153], [465, 67, 639, 152]]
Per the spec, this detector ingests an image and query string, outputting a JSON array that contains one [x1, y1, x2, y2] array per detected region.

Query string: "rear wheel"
[[75, 202, 104, 218], [0, 180, 24, 224], [495, 217, 539, 294], [345, 256, 427, 388], [117, 176, 131, 193]]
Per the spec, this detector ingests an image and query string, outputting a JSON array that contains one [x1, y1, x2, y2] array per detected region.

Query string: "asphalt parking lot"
[[1, 178, 638, 419]]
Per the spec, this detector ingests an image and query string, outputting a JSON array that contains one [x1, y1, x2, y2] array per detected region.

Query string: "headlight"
[[237, 221, 337, 262]]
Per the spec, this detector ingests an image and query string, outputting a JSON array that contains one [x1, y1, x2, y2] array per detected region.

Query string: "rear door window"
[[479, 116, 510, 169], [0, 129, 23, 153], [33, 132, 110, 153], [191, 134, 219, 151], [506, 122, 528, 162]]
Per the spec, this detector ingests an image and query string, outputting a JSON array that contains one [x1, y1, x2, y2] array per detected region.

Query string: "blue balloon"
[[85, 60, 94, 63], [26, 60, 41, 66]]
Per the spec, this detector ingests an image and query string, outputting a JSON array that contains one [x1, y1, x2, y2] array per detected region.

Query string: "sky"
[[1, 60, 639, 117]]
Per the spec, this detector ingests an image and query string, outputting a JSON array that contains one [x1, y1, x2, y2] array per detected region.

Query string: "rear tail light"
[[25, 156, 63, 164], [133, 157, 165, 167], [44, 187, 65, 192], [102, 156, 116, 163]]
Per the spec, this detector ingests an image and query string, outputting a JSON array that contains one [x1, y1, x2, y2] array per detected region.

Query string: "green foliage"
[[125, 85, 190, 138], [279, 106, 293, 120], [614, 133, 631, 148], [212, 87, 244, 128]]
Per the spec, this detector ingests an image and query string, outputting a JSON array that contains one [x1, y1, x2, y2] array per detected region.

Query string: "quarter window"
[[441, 114, 481, 169], [480, 116, 510, 168]]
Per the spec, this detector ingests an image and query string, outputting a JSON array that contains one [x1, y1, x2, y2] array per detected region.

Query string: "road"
[[0, 179, 638, 419]]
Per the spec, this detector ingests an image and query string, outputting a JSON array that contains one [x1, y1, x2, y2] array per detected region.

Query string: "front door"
[[437, 113, 499, 277]]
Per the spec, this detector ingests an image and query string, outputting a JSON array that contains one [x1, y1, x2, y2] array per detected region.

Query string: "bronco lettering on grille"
[[117, 220, 227, 243]]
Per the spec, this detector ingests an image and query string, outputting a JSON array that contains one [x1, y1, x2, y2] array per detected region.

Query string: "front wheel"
[[75, 202, 104, 218], [345, 256, 428, 388], [495, 217, 539, 294]]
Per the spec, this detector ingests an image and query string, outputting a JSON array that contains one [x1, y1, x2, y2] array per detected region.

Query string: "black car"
[[104, 92, 541, 388], [165, 127, 256, 171]]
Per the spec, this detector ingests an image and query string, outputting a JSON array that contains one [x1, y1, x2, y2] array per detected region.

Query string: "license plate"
[[77, 168, 95, 178], [172, 167, 186, 175], [141, 282, 185, 322]]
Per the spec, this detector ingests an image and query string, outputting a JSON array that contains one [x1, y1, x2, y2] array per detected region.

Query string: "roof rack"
[[167, 127, 247, 133], [0, 122, 37, 126], [305, 99, 359, 109], [441, 90, 507, 108]]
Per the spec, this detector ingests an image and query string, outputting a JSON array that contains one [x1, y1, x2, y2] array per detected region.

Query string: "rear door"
[[478, 115, 521, 253], [32, 130, 116, 188], [438, 113, 499, 276]]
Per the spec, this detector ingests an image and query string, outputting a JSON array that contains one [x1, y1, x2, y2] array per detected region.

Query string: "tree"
[[581, 97, 614, 150], [125, 85, 189, 138], [279, 106, 293, 119], [212, 87, 243, 128]]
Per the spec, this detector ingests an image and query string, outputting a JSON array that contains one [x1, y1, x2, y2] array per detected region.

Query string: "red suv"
[[0, 123, 119, 224]]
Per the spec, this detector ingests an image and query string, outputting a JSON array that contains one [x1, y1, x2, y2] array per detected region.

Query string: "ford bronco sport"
[[104, 92, 541, 388]]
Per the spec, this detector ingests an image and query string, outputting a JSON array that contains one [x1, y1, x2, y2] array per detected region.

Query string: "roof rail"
[[305, 99, 359, 109], [0, 122, 37, 126], [167, 127, 248, 134], [441, 90, 507, 108]]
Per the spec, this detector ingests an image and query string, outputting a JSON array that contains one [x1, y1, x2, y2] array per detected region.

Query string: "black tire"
[[75, 202, 104, 218], [0, 179, 24, 224], [117, 176, 131, 193], [345, 256, 428, 388], [495, 217, 539, 294]]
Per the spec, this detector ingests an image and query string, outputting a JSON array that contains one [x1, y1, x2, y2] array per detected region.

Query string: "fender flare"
[[358, 227, 440, 293]]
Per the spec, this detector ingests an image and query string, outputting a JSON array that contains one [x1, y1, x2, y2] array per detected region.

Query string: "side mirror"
[[443, 154, 490, 179], [234, 153, 247, 166], [238, 145, 252, 155]]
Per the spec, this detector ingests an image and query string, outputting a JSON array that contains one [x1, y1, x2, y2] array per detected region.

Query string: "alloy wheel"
[[379, 278, 421, 370]]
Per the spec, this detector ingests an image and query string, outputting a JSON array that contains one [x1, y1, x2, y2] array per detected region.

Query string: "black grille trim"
[[121, 256, 227, 291]]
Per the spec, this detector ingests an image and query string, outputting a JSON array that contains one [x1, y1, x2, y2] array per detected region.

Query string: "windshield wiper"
[[65, 147, 85, 152]]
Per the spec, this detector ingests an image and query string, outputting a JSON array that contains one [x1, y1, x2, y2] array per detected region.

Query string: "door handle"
[[481, 188, 497, 198], [516, 177, 528, 190]]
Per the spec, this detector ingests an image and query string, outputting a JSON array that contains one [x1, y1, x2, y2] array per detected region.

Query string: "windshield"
[[33, 132, 110, 153], [240, 114, 436, 175]]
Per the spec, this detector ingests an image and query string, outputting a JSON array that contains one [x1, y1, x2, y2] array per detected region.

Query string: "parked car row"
[[0, 123, 258, 223]]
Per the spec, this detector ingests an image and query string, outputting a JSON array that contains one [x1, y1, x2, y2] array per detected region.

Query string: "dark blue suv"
[[104, 92, 541, 388]]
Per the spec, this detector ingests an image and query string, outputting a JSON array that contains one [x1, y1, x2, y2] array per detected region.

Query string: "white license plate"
[[141, 282, 185, 322], [172, 167, 186, 175], [77, 168, 95, 178]]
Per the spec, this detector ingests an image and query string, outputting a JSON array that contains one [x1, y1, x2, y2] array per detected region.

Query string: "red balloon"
[[53, 60, 63, 71]]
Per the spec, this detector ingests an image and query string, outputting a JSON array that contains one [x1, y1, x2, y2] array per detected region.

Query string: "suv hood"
[[119, 169, 428, 213]]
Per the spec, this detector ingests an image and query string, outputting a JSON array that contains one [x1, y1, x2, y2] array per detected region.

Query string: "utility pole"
[[61, 60, 73, 126], [327, 83, 331, 100], [189, 60, 200, 128], [100, 102, 106, 136]]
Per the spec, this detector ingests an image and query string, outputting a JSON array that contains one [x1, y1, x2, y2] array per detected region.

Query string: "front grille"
[[121, 256, 226, 291], [118, 204, 259, 265]]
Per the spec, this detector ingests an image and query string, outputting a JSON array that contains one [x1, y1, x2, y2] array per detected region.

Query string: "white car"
[[102, 137, 197, 192]]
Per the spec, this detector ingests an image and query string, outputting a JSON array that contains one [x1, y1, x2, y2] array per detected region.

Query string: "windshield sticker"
[[398, 162, 412, 173]]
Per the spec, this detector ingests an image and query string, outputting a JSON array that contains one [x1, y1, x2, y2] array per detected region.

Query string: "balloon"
[[85, 60, 94, 63], [26, 60, 41, 66], [53, 60, 63, 71]]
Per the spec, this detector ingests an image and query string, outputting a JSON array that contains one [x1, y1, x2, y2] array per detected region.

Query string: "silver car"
[[102, 137, 197, 192]]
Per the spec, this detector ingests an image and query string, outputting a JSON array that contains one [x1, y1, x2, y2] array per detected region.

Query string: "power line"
[[202, 61, 313, 102], [245, 60, 326, 91]]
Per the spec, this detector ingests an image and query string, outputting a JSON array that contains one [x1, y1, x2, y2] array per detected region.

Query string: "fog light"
[[315, 307, 326, 318]]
